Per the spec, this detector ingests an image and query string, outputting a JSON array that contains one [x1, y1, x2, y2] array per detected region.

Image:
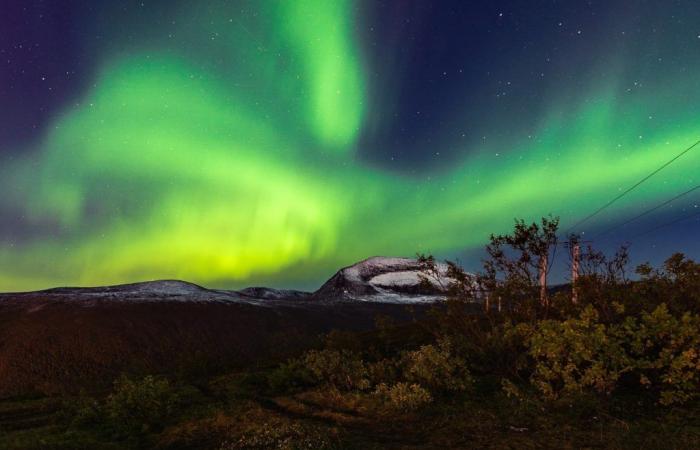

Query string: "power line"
[[564, 138, 700, 235], [630, 208, 700, 240], [592, 184, 700, 240]]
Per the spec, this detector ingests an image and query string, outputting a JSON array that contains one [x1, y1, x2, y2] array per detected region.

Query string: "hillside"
[[0, 257, 451, 396]]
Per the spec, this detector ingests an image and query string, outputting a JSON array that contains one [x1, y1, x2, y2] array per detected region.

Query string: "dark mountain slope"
[[0, 257, 453, 396]]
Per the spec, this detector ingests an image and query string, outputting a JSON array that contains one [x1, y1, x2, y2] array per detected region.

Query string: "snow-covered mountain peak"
[[313, 256, 455, 302]]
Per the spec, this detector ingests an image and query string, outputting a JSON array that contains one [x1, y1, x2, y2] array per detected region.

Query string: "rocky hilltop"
[[314, 256, 452, 302]]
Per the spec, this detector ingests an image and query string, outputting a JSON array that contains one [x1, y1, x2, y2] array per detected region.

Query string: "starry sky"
[[1, 0, 699, 291]]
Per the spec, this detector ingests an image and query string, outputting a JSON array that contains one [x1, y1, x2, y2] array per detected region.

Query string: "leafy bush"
[[373, 382, 433, 412], [266, 359, 315, 394], [523, 304, 700, 405], [220, 421, 339, 449], [62, 391, 101, 427], [104, 374, 178, 435], [293, 340, 471, 397], [525, 306, 633, 400], [621, 304, 700, 405], [400, 340, 472, 393], [302, 349, 370, 391], [636, 253, 700, 314], [366, 357, 400, 387]]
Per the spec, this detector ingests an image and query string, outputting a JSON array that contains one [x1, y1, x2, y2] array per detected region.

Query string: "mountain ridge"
[[1, 256, 455, 305], [0, 256, 479, 396]]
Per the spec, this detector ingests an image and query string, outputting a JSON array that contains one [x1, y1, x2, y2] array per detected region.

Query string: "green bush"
[[62, 391, 101, 427], [621, 304, 700, 405], [373, 382, 433, 412], [220, 421, 339, 449], [526, 306, 633, 400], [104, 374, 178, 435], [523, 304, 700, 405], [266, 359, 315, 394], [400, 340, 472, 394], [294, 340, 472, 397], [366, 357, 400, 387], [302, 349, 370, 391], [636, 253, 700, 315]]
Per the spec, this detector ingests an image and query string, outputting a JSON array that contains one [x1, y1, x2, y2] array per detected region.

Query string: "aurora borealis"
[[1, 0, 699, 291]]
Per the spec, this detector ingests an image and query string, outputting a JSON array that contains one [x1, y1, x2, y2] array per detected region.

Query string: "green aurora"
[[1, 0, 699, 290]]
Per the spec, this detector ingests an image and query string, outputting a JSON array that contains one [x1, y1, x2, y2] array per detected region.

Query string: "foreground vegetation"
[[1, 217, 699, 449]]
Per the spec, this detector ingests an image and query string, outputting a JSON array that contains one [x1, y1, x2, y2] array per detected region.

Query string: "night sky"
[[1, 0, 699, 291]]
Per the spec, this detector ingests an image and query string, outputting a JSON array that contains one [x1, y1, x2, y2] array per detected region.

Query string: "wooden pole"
[[539, 253, 548, 307], [571, 242, 580, 304]]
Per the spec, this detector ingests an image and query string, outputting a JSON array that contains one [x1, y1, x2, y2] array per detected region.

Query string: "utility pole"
[[571, 241, 580, 304], [539, 253, 548, 307]]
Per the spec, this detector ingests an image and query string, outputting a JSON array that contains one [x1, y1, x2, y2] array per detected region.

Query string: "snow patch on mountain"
[[313, 256, 457, 303]]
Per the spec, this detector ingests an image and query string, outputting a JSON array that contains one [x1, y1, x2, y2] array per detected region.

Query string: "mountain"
[[35, 280, 243, 303], [0, 256, 463, 396], [30, 280, 302, 306], [313, 256, 451, 302], [39, 279, 209, 296], [6, 256, 452, 306]]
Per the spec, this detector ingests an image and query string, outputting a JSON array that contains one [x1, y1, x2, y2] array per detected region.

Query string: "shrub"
[[302, 349, 370, 391], [367, 357, 400, 387], [400, 340, 472, 394], [266, 359, 315, 394], [62, 391, 101, 427], [621, 304, 700, 405], [526, 306, 633, 400], [373, 382, 433, 412], [220, 421, 339, 449], [636, 253, 700, 315], [104, 374, 178, 435], [524, 304, 700, 405]]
